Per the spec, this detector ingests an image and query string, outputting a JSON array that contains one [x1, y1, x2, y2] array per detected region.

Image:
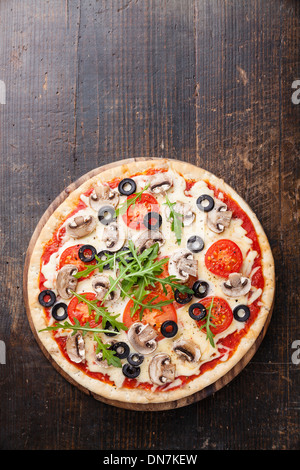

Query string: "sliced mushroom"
[[66, 332, 85, 363], [148, 353, 176, 386], [173, 338, 201, 363], [127, 322, 158, 355], [134, 229, 165, 254], [207, 198, 232, 234], [165, 201, 195, 226], [66, 215, 96, 238], [221, 272, 251, 297], [168, 249, 198, 282], [149, 173, 173, 194], [102, 222, 125, 252], [89, 183, 119, 211], [56, 264, 78, 300], [92, 274, 120, 301]]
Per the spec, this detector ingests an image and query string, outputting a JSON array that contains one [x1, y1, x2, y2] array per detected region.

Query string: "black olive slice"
[[233, 304, 250, 322], [118, 178, 137, 196], [192, 280, 209, 299], [97, 250, 112, 270], [161, 320, 178, 338], [51, 302, 68, 321], [196, 194, 215, 212], [38, 289, 56, 308], [104, 321, 118, 336], [174, 289, 193, 305], [98, 205, 116, 225], [127, 352, 144, 367], [122, 363, 141, 379], [188, 303, 206, 321], [187, 235, 204, 253], [78, 244, 97, 263], [111, 342, 130, 359], [143, 211, 162, 230]]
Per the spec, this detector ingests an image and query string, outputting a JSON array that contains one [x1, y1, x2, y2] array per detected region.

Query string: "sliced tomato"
[[122, 193, 159, 230], [205, 239, 243, 278], [68, 292, 102, 328], [197, 296, 233, 335], [59, 244, 96, 278], [123, 293, 177, 340]]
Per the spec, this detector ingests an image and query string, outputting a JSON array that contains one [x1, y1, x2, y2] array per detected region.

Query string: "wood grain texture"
[[0, 0, 299, 450]]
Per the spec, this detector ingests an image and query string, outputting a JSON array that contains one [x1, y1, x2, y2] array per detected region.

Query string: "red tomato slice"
[[122, 193, 159, 230], [68, 292, 102, 328], [197, 296, 233, 335], [205, 239, 243, 278], [123, 293, 177, 340], [59, 244, 96, 278]]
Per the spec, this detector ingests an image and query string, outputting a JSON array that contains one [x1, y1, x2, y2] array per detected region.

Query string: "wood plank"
[[0, 0, 298, 451]]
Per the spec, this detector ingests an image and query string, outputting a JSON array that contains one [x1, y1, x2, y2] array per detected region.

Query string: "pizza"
[[24, 158, 275, 409]]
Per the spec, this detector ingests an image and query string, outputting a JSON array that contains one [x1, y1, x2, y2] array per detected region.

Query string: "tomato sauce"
[[38, 169, 265, 393]]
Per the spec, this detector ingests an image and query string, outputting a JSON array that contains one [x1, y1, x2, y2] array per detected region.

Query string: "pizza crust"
[[24, 158, 275, 408]]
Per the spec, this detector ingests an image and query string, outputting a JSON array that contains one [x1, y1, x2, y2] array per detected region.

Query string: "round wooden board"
[[23, 157, 274, 411]]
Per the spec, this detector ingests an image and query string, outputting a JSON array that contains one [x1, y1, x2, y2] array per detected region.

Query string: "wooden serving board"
[[23, 158, 274, 411]]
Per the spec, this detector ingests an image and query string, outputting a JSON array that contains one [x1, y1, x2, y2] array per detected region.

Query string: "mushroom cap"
[[66, 215, 96, 238], [92, 274, 120, 301], [148, 353, 176, 386], [66, 332, 85, 363], [89, 184, 119, 211], [207, 198, 232, 234], [168, 249, 198, 282], [165, 201, 195, 226], [173, 338, 201, 363], [127, 322, 158, 355], [102, 222, 125, 252], [221, 272, 251, 297], [149, 173, 173, 194], [56, 264, 78, 299], [134, 229, 165, 254]]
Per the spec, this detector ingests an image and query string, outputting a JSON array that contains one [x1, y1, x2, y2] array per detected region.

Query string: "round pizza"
[[24, 158, 275, 409]]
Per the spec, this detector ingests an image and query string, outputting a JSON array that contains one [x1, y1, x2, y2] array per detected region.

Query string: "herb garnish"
[[39, 317, 115, 336], [198, 297, 216, 347], [164, 195, 183, 245], [74, 241, 193, 319], [104, 241, 193, 318], [114, 182, 150, 217], [71, 292, 126, 332]]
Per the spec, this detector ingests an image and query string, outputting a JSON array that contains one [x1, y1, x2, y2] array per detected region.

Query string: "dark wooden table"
[[0, 0, 299, 451]]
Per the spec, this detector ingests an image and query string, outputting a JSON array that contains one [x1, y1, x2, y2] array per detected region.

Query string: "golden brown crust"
[[24, 158, 275, 408]]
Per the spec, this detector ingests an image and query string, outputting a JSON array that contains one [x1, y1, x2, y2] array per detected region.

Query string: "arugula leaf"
[[70, 241, 193, 322], [93, 334, 122, 368], [71, 292, 127, 332], [164, 195, 183, 245], [114, 182, 150, 217], [73, 253, 116, 279], [38, 317, 116, 336], [198, 297, 216, 348], [101, 242, 193, 318]]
